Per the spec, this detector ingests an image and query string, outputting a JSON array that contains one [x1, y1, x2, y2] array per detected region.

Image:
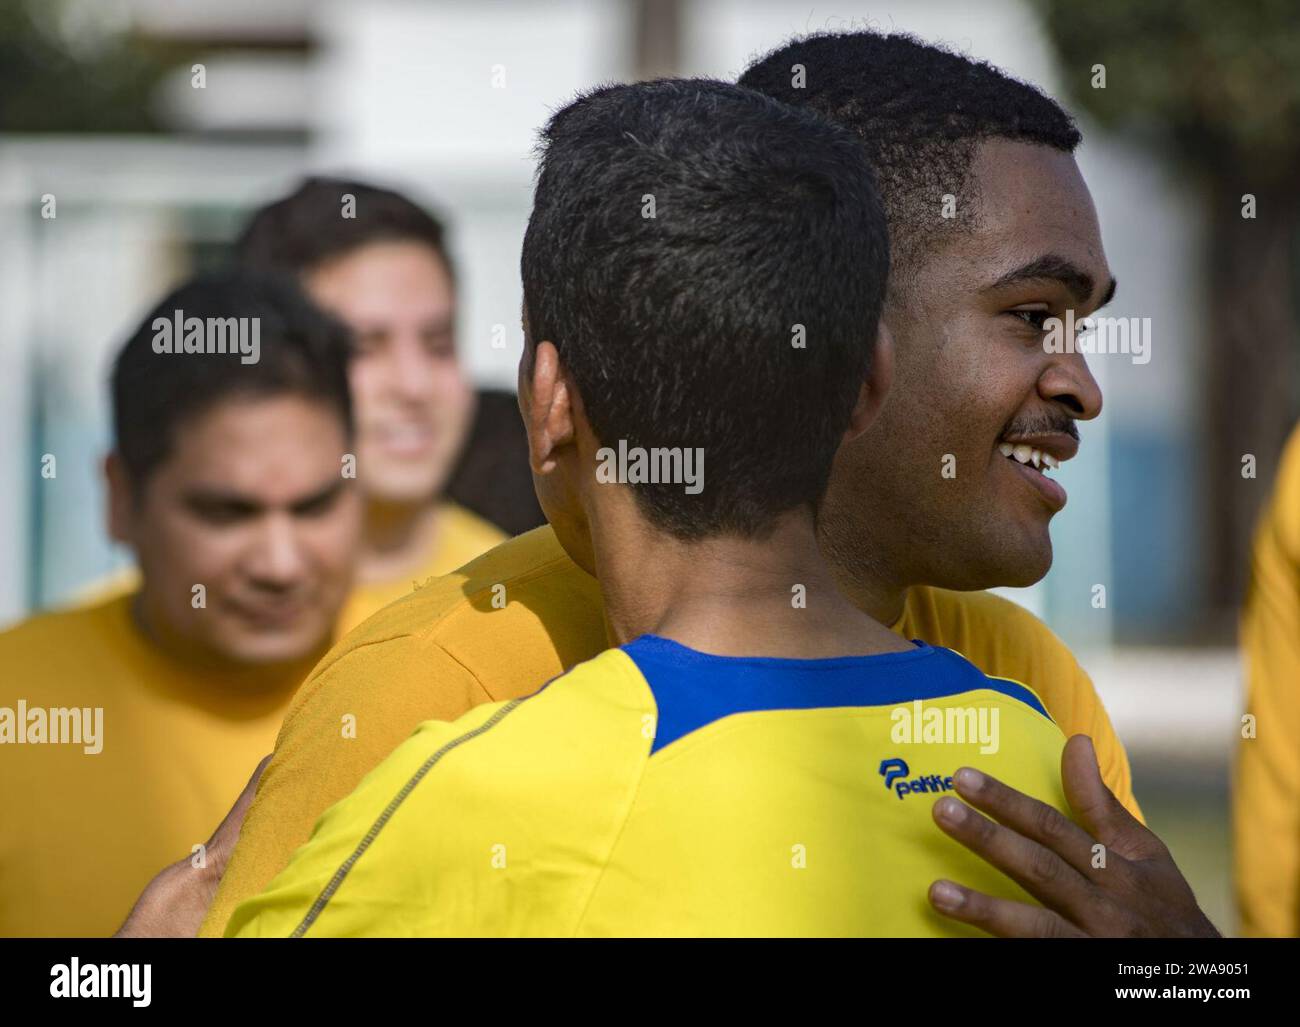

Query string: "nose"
[[246, 514, 309, 590], [385, 333, 439, 403], [1039, 350, 1103, 422]]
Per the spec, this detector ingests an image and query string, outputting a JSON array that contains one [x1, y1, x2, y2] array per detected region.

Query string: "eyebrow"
[[986, 255, 1118, 307], [182, 479, 346, 516]]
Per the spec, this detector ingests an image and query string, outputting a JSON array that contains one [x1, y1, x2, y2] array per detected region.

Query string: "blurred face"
[[111, 395, 362, 666], [304, 240, 475, 505], [821, 140, 1112, 593]]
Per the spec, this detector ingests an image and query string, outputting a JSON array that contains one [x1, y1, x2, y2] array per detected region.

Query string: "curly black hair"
[[521, 78, 889, 540], [740, 32, 1081, 278]]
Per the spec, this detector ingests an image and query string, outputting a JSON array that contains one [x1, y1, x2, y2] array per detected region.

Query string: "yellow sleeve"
[[1235, 428, 1300, 937], [226, 702, 517, 938], [201, 637, 492, 937], [228, 652, 650, 938], [1075, 666, 1143, 824]]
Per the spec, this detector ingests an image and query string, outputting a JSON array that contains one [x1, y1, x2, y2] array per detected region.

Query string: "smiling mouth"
[[998, 442, 1059, 474]]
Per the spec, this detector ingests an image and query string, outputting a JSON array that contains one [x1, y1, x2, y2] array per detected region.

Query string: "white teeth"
[[1001, 440, 1063, 472]]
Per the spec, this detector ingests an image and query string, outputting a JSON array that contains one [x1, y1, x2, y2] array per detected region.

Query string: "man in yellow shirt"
[[1236, 421, 1300, 936], [0, 270, 362, 936], [236, 178, 507, 633], [199, 34, 1152, 937]]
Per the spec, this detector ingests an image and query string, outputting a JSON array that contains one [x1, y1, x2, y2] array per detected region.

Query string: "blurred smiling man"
[[237, 179, 505, 632], [0, 270, 361, 936]]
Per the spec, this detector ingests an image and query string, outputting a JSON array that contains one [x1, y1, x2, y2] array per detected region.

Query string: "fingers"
[[928, 880, 1087, 938], [207, 753, 273, 859], [1060, 735, 1160, 860], [950, 764, 1102, 878], [932, 791, 1099, 922]]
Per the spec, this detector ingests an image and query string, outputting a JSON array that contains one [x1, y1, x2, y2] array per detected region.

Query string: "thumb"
[[205, 753, 273, 865], [1061, 735, 1153, 858]]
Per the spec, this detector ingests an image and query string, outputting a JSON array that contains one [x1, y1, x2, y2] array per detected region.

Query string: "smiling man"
[[0, 270, 361, 936], [237, 179, 506, 633], [196, 32, 1221, 938]]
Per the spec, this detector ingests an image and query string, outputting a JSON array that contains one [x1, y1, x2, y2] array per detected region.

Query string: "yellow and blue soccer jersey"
[[228, 636, 1070, 937]]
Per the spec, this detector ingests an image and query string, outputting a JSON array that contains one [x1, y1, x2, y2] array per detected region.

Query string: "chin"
[[215, 629, 323, 668], [986, 535, 1054, 589], [364, 466, 448, 505]]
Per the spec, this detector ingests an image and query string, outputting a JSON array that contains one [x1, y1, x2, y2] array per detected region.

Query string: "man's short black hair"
[[739, 31, 1081, 277], [521, 78, 888, 541], [112, 269, 353, 490], [235, 176, 453, 279]]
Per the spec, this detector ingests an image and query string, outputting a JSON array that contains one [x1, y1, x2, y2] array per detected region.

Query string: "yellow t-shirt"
[[335, 502, 506, 636], [228, 642, 1071, 938], [201, 523, 1142, 936], [0, 595, 315, 937], [1236, 422, 1300, 937]]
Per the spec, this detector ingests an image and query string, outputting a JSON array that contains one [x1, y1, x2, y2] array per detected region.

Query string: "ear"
[[843, 322, 895, 443], [520, 340, 576, 475], [104, 452, 134, 545]]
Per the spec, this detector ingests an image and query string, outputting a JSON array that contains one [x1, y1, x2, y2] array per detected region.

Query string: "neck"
[[359, 498, 442, 582], [592, 505, 908, 659], [830, 558, 911, 629]]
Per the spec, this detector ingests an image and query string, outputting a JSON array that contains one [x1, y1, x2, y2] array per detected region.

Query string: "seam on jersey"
[[289, 698, 524, 938], [979, 672, 1056, 725], [569, 653, 656, 938], [429, 639, 498, 703], [930, 645, 1057, 725]]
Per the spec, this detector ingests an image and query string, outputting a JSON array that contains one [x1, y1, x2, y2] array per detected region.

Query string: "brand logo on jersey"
[[878, 757, 955, 800]]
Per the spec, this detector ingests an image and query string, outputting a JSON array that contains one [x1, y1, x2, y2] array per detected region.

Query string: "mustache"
[[998, 414, 1080, 441]]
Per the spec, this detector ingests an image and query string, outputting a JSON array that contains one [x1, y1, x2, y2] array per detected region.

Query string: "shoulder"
[[904, 586, 1079, 671], [902, 586, 1094, 726], [281, 526, 606, 732], [1259, 421, 1300, 559], [318, 525, 602, 672], [0, 594, 121, 660]]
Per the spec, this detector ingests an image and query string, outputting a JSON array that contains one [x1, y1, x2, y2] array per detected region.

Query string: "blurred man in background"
[[236, 178, 520, 633], [0, 270, 361, 935], [1235, 420, 1300, 936]]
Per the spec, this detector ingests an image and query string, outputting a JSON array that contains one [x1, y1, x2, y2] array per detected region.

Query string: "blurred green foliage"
[[0, 0, 187, 133], [1035, 0, 1300, 184]]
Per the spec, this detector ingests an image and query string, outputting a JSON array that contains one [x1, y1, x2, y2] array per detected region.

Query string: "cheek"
[[431, 362, 471, 408], [144, 514, 243, 589], [301, 501, 363, 573], [348, 360, 385, 417]]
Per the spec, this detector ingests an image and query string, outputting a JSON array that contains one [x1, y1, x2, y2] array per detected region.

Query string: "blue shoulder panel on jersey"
[[622, 635, 1050, 754]]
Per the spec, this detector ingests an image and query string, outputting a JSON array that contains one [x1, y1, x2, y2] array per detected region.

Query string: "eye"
[[293, 490, 341, 518], [188, 500, 254, 525], [1009, 309, 1053, 332]]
